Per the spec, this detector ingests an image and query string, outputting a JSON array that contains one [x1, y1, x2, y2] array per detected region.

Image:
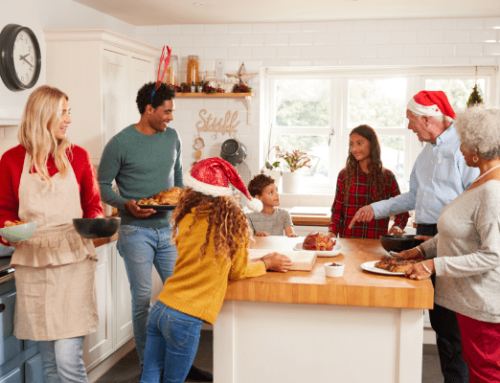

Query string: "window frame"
[[260, 66, 498, 195]]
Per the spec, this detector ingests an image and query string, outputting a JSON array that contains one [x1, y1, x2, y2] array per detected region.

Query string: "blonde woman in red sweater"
[[0, 85, 103, 383], [140, 158, 291, 383]]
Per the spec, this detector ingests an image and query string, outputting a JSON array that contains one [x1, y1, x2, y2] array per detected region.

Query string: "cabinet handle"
[[0, 304, 5, 313]]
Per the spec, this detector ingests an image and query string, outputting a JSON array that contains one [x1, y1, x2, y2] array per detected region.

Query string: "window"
[[262, 67, 496, 194]]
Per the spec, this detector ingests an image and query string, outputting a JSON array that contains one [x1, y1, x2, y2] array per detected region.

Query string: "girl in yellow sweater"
[[140, 158, 291, 383]]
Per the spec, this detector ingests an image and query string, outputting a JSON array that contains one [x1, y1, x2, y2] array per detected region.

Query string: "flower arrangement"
[[274, 146, 313, 172]]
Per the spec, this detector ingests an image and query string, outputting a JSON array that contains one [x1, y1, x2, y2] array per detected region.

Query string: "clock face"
[[13, 30, 38, 86], [0, 24, 42, 91]]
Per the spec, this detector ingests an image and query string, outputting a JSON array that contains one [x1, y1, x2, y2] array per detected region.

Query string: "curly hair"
[[343, 125, 389, 203], [455, 105, 500, 160], [248, 174, 275, 197], [136, 82, 176, 115], [171, 188, 251, 263]]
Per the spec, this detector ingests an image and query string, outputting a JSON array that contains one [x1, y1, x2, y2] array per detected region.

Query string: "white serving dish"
[[324, 262, 345, 277], [0, 222, 37, 243], [247, 249, 317, 271], [293, 242, 343, 257]]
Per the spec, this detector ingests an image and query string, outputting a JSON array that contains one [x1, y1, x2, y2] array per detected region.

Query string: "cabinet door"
[[0, 367, 21, 383], [103, 50, 129, 148], [114, 242, 134, 348], [0, 292, 22, 366], [24, 354, 44, 383], [82, 244, 114, 370], [128, 57, 153, 124]]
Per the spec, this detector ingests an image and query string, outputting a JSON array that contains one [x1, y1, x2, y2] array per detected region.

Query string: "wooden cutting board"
[[247, 249, 317, 271]]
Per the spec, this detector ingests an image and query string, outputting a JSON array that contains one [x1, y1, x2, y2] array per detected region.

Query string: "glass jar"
[[187, 55, 199, 85], [205, 70, 217, 88], [166, 55, 178, 86]]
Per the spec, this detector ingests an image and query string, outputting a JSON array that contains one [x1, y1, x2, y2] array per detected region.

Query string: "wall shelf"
[[176, 93, 255, 123]]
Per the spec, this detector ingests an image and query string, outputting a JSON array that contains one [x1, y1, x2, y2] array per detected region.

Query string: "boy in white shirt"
[[246, 174, 298, 237]]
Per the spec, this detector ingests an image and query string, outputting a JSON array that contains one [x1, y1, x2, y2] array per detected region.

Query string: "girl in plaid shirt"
[[328, 125, 409, 239]]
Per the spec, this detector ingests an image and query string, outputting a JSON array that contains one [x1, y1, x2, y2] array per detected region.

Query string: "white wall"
[[0, 0, 136, 156], [136, 17, 500, 207]]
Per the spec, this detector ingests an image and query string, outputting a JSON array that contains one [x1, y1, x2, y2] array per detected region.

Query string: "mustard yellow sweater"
[[157, 211, 266, 324]]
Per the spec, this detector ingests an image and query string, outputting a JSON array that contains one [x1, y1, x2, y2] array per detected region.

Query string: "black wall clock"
[[0, 24, 42, 92]]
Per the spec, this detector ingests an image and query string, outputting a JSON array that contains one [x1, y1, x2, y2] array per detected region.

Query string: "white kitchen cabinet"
[[83, 243, 114, 370], [114, 245, 134, 349], [45, 29, 158, 164]]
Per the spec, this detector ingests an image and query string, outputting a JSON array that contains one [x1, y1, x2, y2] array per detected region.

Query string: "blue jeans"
[[140, 301, 202, 383], [37, 336, 88, 383], [117, 225, 178, 366], [417, 226, 468, 383]]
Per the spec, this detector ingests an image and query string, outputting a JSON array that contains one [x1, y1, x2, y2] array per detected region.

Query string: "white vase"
[[281, 171, 302, 194]]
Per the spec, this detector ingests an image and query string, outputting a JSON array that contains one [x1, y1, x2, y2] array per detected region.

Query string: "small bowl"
[[379, 234, 424, 253], [73, 218, 121, 239], [0, 222, 37, 243], [324, 262, 345, 278]]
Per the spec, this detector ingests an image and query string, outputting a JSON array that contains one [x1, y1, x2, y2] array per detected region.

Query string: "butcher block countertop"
[[225, 236, 434, 310]]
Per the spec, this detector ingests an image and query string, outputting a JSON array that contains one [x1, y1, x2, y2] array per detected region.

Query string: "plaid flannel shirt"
[[329, 165, 409, 239]]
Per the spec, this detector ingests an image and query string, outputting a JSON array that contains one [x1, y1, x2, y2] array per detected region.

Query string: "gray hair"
[[454, 105, 500, 160], [409, 111, 449, 123]]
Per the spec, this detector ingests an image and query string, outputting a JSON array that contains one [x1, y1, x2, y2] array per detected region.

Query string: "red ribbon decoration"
[[155, 45, 172, 90]]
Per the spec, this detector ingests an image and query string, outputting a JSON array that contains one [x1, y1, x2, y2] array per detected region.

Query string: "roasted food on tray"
[[5, 220, 27, 227], [303, 232, 336, 251], [375, 256, 416, 273], [137, 187, 184, 206]]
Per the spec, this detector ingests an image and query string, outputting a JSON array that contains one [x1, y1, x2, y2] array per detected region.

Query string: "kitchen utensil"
[[379, 235, 424, 253], [0, 243, 15, 258], [360, 260, 405, 276], [138, 205, 176, 211], [247, 249, 316, 271], [293, 242, 343, 257], [73, 218, 121, 239], [220, 139, 247, 166], [0, 222, 37, 243], [324, 262, 345, 278]]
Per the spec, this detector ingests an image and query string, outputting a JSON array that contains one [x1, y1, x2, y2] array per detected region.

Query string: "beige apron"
[[12, 153, 98, 341]]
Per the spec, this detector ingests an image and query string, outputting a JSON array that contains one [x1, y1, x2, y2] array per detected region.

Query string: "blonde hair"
[[18, 85, 72, 185]]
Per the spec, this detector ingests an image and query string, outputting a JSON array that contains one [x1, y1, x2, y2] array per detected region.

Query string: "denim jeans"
[[117, 225, 178, 366], [140, 301, 202, 383], [417, 225, 469, 383], [37, 336, 88, 383]]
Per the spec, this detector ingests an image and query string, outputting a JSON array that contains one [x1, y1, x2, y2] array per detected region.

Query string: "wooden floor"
[[95, 331, 444, 383]]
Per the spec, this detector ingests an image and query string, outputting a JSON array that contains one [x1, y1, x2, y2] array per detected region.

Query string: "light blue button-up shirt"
[[372, 124, 479, 224]]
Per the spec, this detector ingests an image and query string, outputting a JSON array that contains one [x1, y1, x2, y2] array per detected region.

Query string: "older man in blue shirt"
[[349, 91, 478, 383]]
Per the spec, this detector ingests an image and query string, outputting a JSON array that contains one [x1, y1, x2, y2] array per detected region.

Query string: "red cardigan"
[[0, 145, 103, 241]]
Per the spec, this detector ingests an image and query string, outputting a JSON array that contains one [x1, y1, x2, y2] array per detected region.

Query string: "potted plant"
[[274, 146, 313, 193], [197, 80, 204, 93]]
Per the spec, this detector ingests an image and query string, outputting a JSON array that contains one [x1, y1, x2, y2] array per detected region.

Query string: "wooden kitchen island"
[[214, 237, 434, 383]]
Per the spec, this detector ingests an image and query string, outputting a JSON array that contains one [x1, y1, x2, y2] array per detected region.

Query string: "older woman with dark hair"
[[401, 105, 500, 383]]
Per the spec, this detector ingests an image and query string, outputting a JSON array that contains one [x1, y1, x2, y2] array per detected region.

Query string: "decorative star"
[[226, 63, 258, 86]]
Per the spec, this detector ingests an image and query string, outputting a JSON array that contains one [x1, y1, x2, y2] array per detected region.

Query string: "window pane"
[[425, 79, 486, 112], [275, 80, 330, 127], [275, 135, 329, 183], [348, 78, 407, 129], [379, 135, 407, 192]]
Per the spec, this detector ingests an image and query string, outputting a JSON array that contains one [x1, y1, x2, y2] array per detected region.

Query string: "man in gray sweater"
[[98, 82, 211, 382]]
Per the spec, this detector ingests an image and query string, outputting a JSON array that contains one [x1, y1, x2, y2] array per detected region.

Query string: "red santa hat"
[[407, 91, 456, 122], [184, 157, 263, 212]]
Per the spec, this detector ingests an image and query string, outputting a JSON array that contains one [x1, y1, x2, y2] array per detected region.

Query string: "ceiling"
[[73, 0, 500, 26]]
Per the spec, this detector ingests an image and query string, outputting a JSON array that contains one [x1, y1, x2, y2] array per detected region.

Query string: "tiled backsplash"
[[136, 17, 500, 201]]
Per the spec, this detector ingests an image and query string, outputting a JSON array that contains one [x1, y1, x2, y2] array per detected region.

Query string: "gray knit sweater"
[[421, 180, 500, 323]]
